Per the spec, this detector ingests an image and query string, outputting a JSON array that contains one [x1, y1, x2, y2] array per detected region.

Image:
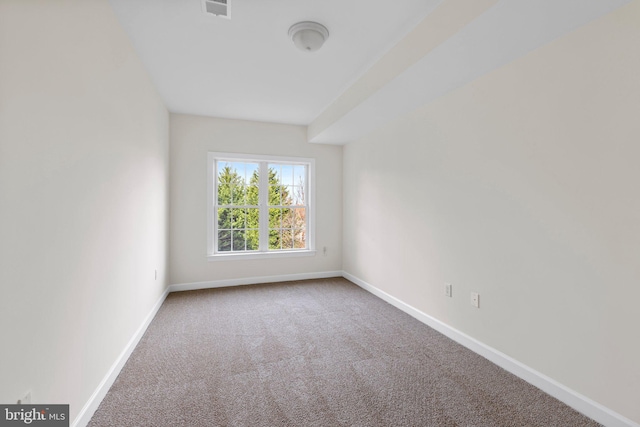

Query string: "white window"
[[207, 152, 315, 260]]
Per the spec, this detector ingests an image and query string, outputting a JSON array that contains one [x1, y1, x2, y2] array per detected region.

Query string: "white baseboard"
[[342, 271, 639, 427], [168, 270, 343, 293], [71, 288, 170, 427]]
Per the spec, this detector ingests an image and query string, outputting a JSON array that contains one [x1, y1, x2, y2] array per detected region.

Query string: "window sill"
[[207, 250, 316, 262]]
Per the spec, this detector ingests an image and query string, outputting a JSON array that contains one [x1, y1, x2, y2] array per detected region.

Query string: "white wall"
[[343, 1, 640, 424], [169, 114, 343, 286], [0, 0, 169, 423]]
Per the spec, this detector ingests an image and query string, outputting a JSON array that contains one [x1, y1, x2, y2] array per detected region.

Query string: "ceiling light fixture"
[[288, 22, 329, 53]]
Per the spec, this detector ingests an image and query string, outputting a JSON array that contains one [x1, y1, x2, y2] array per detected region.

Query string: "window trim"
[[207, 152, 316, 261]]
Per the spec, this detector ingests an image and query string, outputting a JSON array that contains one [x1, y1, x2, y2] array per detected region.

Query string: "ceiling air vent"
[[203, 0, 230, 19]]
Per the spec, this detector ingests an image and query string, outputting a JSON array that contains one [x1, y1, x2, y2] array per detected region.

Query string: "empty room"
[[1, 0, 639, 426]]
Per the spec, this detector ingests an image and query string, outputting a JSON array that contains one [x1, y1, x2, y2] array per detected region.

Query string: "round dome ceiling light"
[[288, 21, 329, 53]]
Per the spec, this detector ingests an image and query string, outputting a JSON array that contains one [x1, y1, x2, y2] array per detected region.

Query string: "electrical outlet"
[[471, 292, 480, 308], [444, 283, 453, 297], [17, 391, 31, 405], [323, 246, 327, 256]]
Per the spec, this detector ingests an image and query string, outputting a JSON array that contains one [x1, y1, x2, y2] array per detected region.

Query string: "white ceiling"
[[109, 0, 631, 141], [108, 0, 443, 125]]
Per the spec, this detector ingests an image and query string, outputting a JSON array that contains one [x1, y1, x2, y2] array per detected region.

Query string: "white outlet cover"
[[471, 292, 480, 308]]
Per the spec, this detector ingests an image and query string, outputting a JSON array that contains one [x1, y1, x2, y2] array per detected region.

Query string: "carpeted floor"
[[88, 277, 600, 426]]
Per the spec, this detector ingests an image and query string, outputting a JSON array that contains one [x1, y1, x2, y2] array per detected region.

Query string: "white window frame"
[[207, 152, 316, 261]]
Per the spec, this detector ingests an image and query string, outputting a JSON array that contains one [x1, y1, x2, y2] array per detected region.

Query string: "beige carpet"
[[88, 277, 600, 426]]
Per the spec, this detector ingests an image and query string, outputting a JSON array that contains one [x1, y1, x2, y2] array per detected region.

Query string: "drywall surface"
[[0, 0, 169, 422], [169, 114, 343, 285], [343, 1, 640, 423]]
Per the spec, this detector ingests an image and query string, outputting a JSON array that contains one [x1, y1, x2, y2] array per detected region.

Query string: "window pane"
[[246, 229, 259, 251], [269, 208, 282, 228], [218, 208, 232, 229], [217, 161, 260, 206], [230, 161, 246, 179], [217, 161, 230, 186], [293, 165, 305, 186], [281, 185, 293, 205], [294, 229, 306, 249], [268, 165, 281, 208], [217, 183, 231, 205], [231, 208, 245, 229], [246, 208, 259, 229], [232, 230, 246, 251], [231, 184, 245, 205], [268, 185, 281, 206], [245, 163, 259, 181], [268, 164, 282, 185], [293, 165, 306, 205], [281, 208, 293, 228], [292, 185, 305, 205], [246, 165, 259, 205], [293, 208, 306, 229], [282, 229, 294, 249], [281, 164, 294, 186], [217, 161, 241, 205], [218, 230, 231, 252], [269, 229, 281, 250]]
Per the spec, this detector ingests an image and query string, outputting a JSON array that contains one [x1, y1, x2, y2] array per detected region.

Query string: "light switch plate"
[[445, 283, 452, 297]]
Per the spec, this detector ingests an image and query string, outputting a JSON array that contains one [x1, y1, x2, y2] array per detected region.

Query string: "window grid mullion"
[[213, 159, 219, 254], [258, 162, 269, 252], [304, 164, 309, 249]]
